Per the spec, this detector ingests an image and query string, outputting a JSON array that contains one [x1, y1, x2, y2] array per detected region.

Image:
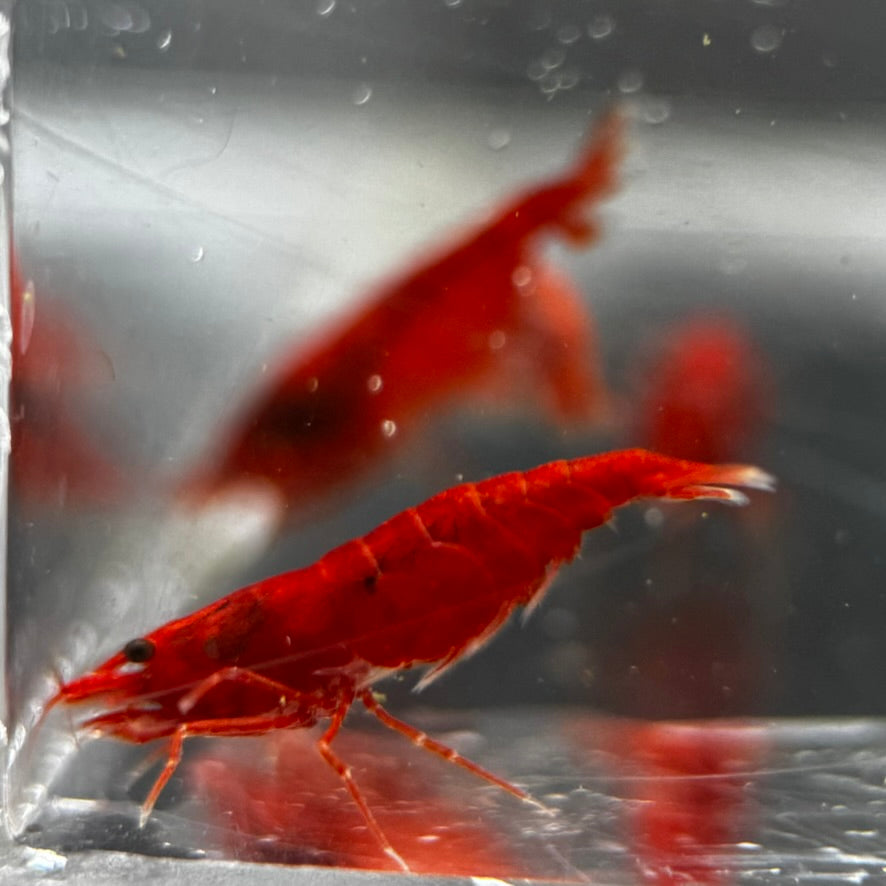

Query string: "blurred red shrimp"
[[634, 314, 769, 464], [183, 111, 623, 510], [10, 254, 125, 508], [45, 448, 772, 871], [190, 729, 549, 876]]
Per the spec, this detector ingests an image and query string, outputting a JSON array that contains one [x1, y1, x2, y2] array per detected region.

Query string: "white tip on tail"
[[682, 486, 750, 506], [674, 464, 776, 505], [707, 465, 777, 494]]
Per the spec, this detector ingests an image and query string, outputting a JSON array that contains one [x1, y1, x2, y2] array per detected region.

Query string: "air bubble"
[[558, 67, 580, 90], [306, 376, 319, 393], [47, 0, 71, 33], [512, 265, 532, 288], [380, 419, 397, 439], [644, 507, 664, 529], [617, 69, 644, 94], [526, 59, 547, 82], [352, 83, 373, 106], [556, 24, 581, 45], [125, 2, 151, 33], [189, 245, 205, 263], [98, 1, 134, 32], [156, 29, 172, 51], [316, 0, 335, 16], [640, 97, 671, 125], [487, 128, 511, 151], [750, 24, 783, 54], [366, 374, 383, 394], [540, 47, 566, 70], [69, 1, 88, 30], [488, 330, 507, 351], [588, 14, 614, 40]]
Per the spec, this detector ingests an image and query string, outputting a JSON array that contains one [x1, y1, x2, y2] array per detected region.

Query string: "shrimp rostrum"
[[45, 448, 773, 870]]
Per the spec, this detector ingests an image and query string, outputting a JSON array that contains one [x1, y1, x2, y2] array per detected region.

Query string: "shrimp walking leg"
[[176, 665, 308, 715], [130, 667, 317, 822], [359, 690, 547, 812], [317, 700, 410, 872], [139, 707, 311, 825]]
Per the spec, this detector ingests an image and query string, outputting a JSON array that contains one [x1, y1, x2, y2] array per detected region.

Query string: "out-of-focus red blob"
[[189, 729, 540, 877], [185, 112, 623, 509], [619, 721, 766, 885], [634, 316, 769, 464], [10, 256, 125, 508]]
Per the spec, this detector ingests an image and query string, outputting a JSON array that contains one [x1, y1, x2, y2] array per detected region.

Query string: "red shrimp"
[[45, 448, 773, 871], [10, 254, 125, 507], [634, 315, 770, 464], [183, 111, 622, 508]]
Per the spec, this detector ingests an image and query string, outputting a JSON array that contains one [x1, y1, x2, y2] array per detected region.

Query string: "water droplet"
[[539, 71, 562, 96], [617, 68, 644, 94], [556, 24, 581, 45], [124, 2, 151, 33], [588, 14, 614, 40], [488, 330, 507, 351], [525, 7, 551, 31], [558, 67, 580, 90], [822, 51, 838, 69], [487, 127, 511, 151], [316, 0, 335, 16], [526, 59, 547, 82], [208, 85, 217, 96], [512, 265, 532, 289], [98, 1, 133, 33], [640, 96, 671, 125], [443, 0, 462, 7], [380, 419, 397, 439], [366, 374, 383, 394], [417, 834, 441, 843], [69, 1, 88, 31], [189, 245, 205, 263], [156, 29, 172, 51], [644, 507, 664, 528], [352, 83, 373, 106], [540, 47, 566, 70], [750, 24, 783, 54], [306, 376, 319, 393]]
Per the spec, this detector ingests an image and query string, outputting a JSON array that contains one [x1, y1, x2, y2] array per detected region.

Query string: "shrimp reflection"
[[570, 313, 777, 883], [10, 255, 126, 509], [189, 729, 554, 877]]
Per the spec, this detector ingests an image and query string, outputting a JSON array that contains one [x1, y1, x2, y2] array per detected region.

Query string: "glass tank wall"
[[4, 1, 886, 883]]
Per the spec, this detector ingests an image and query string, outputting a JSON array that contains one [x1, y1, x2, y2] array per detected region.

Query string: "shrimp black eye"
[[123, 638, 155, 663]]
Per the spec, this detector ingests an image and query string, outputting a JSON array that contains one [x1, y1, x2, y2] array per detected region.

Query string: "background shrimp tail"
[[480, 108, 624, 252]]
